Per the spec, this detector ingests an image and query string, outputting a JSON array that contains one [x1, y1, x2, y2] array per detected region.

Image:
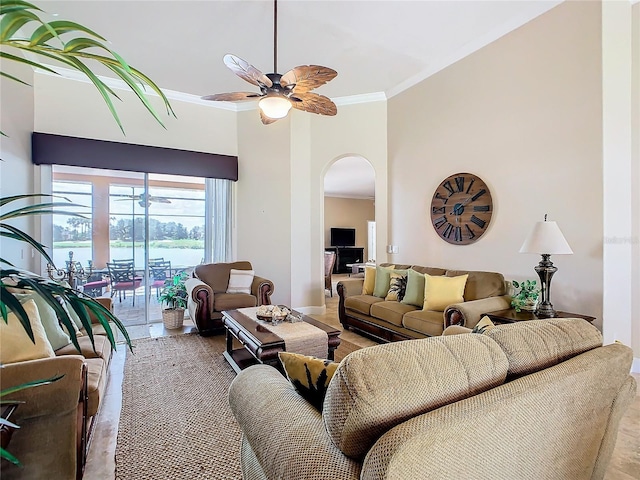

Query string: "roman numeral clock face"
[[430, 173, 493, 245]]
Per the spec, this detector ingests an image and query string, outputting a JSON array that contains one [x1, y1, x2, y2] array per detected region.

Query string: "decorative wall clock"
[[430, 172, 493, 245]]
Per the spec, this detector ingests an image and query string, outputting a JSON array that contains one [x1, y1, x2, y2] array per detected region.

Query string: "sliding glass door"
[[51, 165, 219, 327]]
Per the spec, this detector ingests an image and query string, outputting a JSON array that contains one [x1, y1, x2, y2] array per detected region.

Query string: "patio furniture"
[[149, 260, 172, 298], [106, 261, 143, 305]]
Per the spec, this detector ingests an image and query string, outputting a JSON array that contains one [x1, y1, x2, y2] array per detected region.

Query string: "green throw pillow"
[[278, 352, 339, 411], [401, 268, 426, 307], [14, 293, 71, 351], [373, 265, 395, 298]]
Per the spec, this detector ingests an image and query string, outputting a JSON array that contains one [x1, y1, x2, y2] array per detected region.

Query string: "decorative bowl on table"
[[256, 305, 291, 323]]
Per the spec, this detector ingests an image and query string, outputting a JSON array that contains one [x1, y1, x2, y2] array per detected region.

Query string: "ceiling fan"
[[202, 0, 338, 125], [118, 192, 171, 208]]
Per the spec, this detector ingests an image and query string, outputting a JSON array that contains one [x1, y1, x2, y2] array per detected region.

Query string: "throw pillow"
[[372, 265, 397, 298], [472, 316, 496, 334], [423, 273, 469, 312], [401, 268, 427, 307], [226, 269, 255, 294], [59, 301, 84, 338], [385, 273, 408, 302], [361, 266, 376, 295], [14, 293, 71, 351], [278, 352, 339, 411], [1, 299, 56, 364]]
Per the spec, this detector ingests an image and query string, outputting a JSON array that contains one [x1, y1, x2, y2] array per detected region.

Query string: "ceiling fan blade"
[[201, 92, 263, 102], [259, 110, 280, 125], [148, 197, 171, 204], [223, 54, 273, 89], [289, 92, 337, 116], [280, 65, 337, 93]]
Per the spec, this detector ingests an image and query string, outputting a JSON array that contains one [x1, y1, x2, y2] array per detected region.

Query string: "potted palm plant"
[[159, 271, 189, 329]]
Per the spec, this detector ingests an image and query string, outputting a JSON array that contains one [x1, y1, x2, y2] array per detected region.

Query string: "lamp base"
[[535, 302, 556, 318]]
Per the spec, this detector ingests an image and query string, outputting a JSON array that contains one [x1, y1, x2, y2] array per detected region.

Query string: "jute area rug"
[[115, 334, 242, 480], [115, 332, 362, 479]]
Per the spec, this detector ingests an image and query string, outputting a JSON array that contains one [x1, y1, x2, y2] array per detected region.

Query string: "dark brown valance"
[[32, 132, 238, 181]]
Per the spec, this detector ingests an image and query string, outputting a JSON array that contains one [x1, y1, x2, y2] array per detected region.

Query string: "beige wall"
[[388, 2, 604, 323], [324, 197, 375, 260], [0, 60, 36, 270]]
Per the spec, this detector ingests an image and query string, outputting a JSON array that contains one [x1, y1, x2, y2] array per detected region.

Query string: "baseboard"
[[632, 357, 640, 374]]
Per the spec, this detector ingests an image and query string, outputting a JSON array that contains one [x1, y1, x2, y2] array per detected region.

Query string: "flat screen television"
[[330, 227, 356, 247]]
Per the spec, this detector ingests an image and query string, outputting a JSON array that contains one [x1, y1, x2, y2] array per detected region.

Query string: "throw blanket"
[[237, 307, 329, 359]]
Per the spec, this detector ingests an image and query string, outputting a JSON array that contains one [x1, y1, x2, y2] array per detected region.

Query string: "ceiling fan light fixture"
[[259, 95, 292, 119]]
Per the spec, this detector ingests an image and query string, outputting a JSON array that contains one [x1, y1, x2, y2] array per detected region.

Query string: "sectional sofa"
[[337, 263, 511, 341]]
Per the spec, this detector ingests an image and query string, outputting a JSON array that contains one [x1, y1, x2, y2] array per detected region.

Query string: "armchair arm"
[[444, 295, 511, 329], [229, 365, 360, 480], [251, 275, 273, 306], [0, 355, 85, 419], [185, 277, 214, 329]]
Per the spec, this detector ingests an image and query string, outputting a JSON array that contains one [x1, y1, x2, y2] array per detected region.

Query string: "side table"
[[483, 309, 596, 325]]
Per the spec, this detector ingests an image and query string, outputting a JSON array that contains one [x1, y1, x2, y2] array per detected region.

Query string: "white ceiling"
[[35, 0, 562, 198]]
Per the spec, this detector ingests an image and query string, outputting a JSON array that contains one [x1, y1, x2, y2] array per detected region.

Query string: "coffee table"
[[221, 309, 341, 373], [483, 309, 596, 325]]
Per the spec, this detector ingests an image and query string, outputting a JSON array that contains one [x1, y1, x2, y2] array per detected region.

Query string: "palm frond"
[[0, 1, 175, 134]]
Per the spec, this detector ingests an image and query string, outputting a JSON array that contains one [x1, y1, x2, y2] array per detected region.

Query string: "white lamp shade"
[[519, 220, 573, 255], [259, 96, 292, 119]]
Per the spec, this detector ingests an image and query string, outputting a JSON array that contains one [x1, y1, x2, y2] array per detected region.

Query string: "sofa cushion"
[[14, 292, 71, 351], [227, 269, 255, 294], [370, 301, 417, 327], [410, 265, 447, 276], [278, 352, 338, 411], [344, 295, 385, 316], [195, 261, 253, 293], [85, 357, 108, 417], [402, 309, 448, 336], [214, 292, 257, 311], [323, 334, 509, 460], [423, 273, 468, 311], [472, 316, 496, 334], [55, 334, 112, 360], [385, 273, 407, 301], [445, 269, 505, 301], [483, 318, 603, 377], [1, 299, 55, 364], [362, 266, 376, 295]]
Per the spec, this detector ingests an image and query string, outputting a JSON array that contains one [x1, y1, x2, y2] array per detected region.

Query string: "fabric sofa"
[[1, 297, 117, 480], [337, 263, 511, 341], [185, 261, 274, 335], [228, 318, 636, 480]]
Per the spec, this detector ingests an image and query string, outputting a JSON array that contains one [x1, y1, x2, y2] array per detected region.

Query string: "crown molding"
[[36, 65, 388, 112]]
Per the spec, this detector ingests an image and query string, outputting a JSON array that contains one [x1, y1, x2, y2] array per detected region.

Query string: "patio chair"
[[106, 260, 143, 305], [149, 260, 172, 298]]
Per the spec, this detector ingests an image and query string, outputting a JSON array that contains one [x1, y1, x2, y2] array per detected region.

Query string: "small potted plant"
[[159, 271, 189, 329], [511, 279, 541, 312]]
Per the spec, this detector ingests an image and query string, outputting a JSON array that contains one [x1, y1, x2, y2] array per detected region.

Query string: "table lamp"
[[519, 215, 573, 317]]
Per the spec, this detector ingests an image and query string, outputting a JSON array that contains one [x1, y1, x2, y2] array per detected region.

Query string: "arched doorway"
[[323, 155, 375, 297]]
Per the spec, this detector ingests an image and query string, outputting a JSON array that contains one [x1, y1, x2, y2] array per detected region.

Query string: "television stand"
[[325, 247, 364, 274]]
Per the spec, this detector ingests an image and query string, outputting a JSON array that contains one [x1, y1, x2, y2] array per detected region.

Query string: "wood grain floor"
[[315, 276, 640, 479]]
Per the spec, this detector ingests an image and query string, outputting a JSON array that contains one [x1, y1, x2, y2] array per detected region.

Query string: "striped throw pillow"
[[226, 269, 254, 294]]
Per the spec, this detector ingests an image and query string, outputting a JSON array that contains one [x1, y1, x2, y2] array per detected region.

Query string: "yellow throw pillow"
[[278, 352, 339, 411], [1, 299, 55, 364], [423, 273, 469, 312], [362, 266, 376, 295]]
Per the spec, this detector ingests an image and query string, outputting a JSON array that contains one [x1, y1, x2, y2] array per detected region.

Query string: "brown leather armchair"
[[185, 261, 274, 335]]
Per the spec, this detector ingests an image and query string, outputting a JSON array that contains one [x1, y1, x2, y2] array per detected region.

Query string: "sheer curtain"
[[207, 178, 232, 262]]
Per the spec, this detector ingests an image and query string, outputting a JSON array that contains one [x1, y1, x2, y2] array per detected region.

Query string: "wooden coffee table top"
[[222, 309, 340, 346]]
